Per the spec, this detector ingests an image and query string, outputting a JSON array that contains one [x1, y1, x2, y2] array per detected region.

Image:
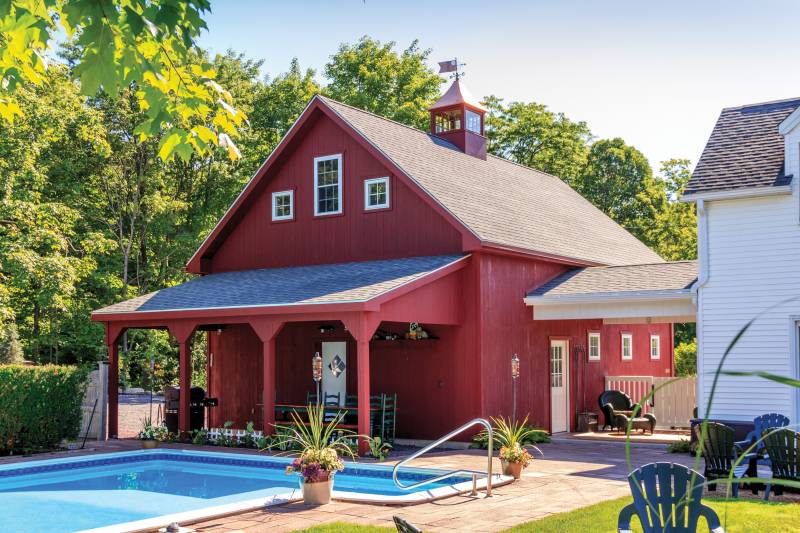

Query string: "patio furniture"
[[762, 427, 800, 500], [599, 390, 635, 431], [618, 462, 724, 533], [735, 413, 790, 454], [381, 393, 397, 443], [393, 516, 422, 533], [614, 412, 657, 435], [694, 422, 753, 496]]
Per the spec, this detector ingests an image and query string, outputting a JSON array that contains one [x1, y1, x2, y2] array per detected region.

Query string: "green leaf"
[[157, 129, 184, 161]]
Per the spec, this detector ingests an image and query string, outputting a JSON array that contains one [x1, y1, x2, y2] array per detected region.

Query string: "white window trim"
[[650, 334, 661, 360], [588, 332, 601, 361], [364, 177, 390, 210], [621, 333, 633, 361], [271, 190, 294, 221], [313, 154, 343, 216]]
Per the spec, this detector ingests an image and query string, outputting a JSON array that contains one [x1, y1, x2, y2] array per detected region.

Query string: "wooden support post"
[[179, 339, 191, 436], [250, 318, 284, 436], [356, 338, 371, 455], [107, 341, 119, 439]]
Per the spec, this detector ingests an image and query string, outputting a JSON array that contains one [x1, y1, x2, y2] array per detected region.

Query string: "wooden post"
[[107, 342, 119, 439], [179, 339, 191, 435], [356, 338, 371, 455], [249, 318, 284, 436]]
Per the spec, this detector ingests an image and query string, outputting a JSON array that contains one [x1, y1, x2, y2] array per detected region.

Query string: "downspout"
[[693, 199, 710, 418]]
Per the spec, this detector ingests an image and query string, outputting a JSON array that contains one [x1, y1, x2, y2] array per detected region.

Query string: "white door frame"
[[549, 339, 570, 433]]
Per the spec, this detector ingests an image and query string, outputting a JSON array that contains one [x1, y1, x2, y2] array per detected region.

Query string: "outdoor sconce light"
[[511, 353, 520, 423], [319, 325, 335, 334]]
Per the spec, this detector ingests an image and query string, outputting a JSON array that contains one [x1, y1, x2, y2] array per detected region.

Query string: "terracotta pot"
[[141, 439, 158, 450], [501, 458, 524, 480], [302, 477, 333, 505]]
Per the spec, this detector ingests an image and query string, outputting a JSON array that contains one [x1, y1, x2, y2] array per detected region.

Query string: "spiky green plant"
[[272, 404, 359, 460]]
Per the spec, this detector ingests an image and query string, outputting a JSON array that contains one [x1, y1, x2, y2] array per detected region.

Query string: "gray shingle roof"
[[319, 96, 662, 266], [687, 97, 800, 195], [527, 261, 697, 300], [95, 255, 465, 315]]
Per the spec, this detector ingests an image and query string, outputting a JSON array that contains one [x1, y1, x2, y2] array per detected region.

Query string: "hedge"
[[0, 364, 90, 452]]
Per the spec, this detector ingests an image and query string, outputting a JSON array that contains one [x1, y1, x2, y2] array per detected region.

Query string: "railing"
[[392, 418, 495, 497]]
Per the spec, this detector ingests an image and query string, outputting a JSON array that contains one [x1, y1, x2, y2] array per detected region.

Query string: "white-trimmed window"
[[621, 333, 633, 360], [314, 154, 342, 215], [588, 332, 601, 361], [364, 177, 390, 210], [466, 109, 482, 134], [271, 190, 294, 221], [650, 335, 661, 359]]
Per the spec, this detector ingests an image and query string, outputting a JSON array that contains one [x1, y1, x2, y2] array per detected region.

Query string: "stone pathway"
[[189, 438, 694, 533]]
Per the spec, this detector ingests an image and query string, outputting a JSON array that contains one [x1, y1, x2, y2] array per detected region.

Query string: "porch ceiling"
[[93, 255, 466, 320], [525, 261, 698, 323]]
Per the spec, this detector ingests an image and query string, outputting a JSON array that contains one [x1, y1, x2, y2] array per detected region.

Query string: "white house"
[[683, 97, 800, 427]]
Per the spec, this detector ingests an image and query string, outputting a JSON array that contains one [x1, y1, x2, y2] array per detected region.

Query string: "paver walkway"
[[188, 437, 695, 533]]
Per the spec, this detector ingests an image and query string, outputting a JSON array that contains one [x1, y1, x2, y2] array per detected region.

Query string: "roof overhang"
[[681, 183, 793, 203], [779, 106, 800, 135], [524, 289, 696, 323]]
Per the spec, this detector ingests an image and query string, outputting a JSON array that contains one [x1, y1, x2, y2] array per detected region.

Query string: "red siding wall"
[[476, 252, 673, 432], [209, 111, 463, 272], [207, 324, 263, 428]]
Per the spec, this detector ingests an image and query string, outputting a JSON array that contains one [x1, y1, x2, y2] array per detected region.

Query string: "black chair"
[[599, 390, 634, 431], [762, 428, 800, 499], [694, 422, 753, 497]]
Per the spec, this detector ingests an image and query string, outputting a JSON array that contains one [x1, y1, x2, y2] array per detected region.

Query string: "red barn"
[[93, 80, 684, 450]]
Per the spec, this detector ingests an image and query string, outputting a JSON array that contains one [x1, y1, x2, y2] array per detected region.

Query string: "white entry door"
[[550, 340, 569, 433], [321, 341, 347, 406]]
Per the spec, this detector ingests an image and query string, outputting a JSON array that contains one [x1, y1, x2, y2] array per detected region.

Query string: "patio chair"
[[393, 516, 422, 533], [735, 413, 790, 454], [618, 462, 724, 533], [599, 390, 634, 430], [762, 428, 800, 500], [694, 422, 752, 496], [323, 392, 341, 423]]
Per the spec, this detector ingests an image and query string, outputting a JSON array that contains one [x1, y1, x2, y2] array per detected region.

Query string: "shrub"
[[666, 439, 693, 454], [674, 340, 697, 376], [0, 364, 89, 452]]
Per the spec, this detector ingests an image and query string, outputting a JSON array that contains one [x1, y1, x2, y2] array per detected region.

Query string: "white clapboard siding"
[[699, 189, 800, 422]]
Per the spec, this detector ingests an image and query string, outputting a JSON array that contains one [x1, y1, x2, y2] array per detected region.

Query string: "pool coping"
[[4, 448, 513, 533]]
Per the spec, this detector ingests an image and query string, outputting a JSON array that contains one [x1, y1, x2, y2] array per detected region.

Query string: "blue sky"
[[198, 1, 800, 170]]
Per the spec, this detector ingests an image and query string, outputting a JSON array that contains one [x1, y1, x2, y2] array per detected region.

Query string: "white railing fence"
[[605, 375, 697, 429], [80, 362, 109, 441]]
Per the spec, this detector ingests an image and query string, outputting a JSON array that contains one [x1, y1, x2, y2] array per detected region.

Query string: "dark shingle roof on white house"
[[527, 261, 697, 301], [94, 255, 465, 314], [319, 96, 662, 266], [687, 97, 800, 196]]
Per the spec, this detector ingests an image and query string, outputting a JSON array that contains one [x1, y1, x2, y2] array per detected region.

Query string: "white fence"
[[80, 362, 109, 441], [605, 375, 697, 429]]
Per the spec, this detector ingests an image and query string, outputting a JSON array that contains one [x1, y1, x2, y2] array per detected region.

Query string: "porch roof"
[[524, 261, 698, 323], [93, 255, 466, 318]]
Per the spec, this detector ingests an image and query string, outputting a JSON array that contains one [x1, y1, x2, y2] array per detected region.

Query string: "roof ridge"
[[584, 260, 697, 270], [722, 96, 800, 112]]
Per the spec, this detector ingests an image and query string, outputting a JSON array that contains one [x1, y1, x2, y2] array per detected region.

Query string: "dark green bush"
[[0, 364, 89, 452]]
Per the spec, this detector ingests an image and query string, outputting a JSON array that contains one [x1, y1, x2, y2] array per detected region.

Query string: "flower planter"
[[301, 477, 333, 505], [141, 439, 159, 450], [500, 458, 524, 480]]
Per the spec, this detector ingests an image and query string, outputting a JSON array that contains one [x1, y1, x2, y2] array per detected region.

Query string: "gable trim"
[[681, 183, 793, 203], [779, 106, 800, 135]]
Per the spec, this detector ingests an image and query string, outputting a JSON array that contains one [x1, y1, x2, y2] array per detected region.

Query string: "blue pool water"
[[0, 449, 468, 532]]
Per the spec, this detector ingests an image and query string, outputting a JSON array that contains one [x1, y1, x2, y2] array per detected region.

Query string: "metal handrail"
[[392, 417, 494, 497]]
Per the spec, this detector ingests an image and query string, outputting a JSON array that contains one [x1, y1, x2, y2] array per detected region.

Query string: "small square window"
[[621, 333, 633, 360], [364, 177, 390, 210], [588, 332, 601, 361], [271, 190, 294, 221], [650, 335, 660, 359]]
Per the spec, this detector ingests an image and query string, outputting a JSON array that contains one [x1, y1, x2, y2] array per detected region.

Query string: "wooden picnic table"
[[274, 403, 382, 431]]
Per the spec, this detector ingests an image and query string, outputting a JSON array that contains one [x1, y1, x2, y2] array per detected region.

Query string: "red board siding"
[[476, 252, 673, 432], [209, 111, 463, 272], [207, 324, 263, 428]]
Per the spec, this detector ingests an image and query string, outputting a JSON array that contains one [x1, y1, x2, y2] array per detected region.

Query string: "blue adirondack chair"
[[735, 413, 790, 453], [618, 463, 725, 533]]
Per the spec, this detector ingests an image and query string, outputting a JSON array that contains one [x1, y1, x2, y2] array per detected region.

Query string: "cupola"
[[429, 78, 487, 159]]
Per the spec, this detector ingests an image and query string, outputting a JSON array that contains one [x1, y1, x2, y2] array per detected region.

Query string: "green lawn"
[[293, 497, 800, 533]]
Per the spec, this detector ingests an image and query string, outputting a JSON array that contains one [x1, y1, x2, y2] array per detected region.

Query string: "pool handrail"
[[391, 417, 494, 496]]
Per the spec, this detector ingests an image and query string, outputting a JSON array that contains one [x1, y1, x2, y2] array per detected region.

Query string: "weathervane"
[[438, 58, 466, 80]]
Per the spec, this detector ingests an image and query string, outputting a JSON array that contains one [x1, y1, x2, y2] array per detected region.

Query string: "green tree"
[[0, 0, 245, 161], [324, 36, 442, 130], [485, 96, 592, 184], [0, 320, 23, 364], [674, 340, 697, 376], [643, 159, 697, 261]]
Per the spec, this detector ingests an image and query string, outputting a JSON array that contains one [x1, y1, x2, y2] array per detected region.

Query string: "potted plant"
[[276, 404, 357, 505], [139, 417, 168, 449], [492, 415, 543, 480]]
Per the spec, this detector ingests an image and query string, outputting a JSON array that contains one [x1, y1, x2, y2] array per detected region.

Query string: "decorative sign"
[[328, 355, 346, 378]]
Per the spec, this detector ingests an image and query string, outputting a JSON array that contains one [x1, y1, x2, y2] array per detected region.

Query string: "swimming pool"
[[0, 449, 506, 533]]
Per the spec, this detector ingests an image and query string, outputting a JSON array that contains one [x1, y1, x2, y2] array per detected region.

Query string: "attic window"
[[364, 177, 390, 210], [466, 109, 482, 134], [314, 154, 342, 216], [271, 190, 294, 221], [435, 110, 462, 133]]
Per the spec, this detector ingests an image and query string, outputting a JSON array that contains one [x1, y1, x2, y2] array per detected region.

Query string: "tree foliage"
[[0, 0, 245, 161]]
